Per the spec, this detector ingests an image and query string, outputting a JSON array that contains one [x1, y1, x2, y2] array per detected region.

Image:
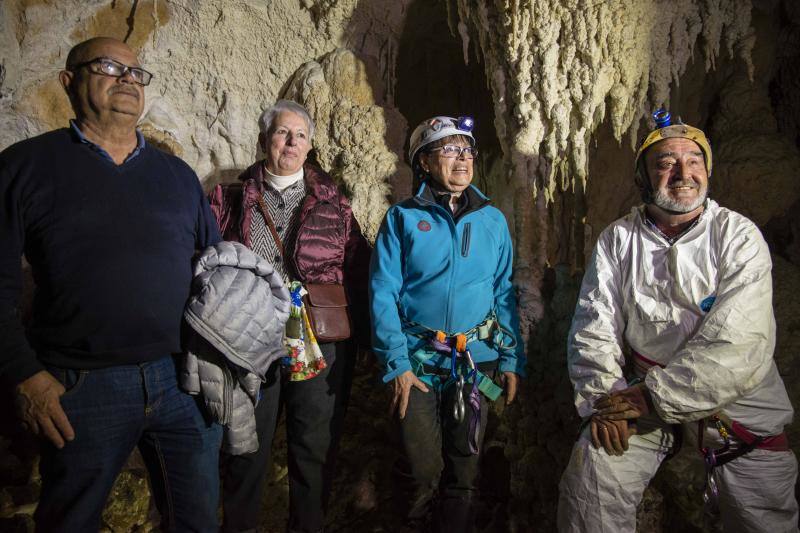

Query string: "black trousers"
[[221, 342, 353, 533], [398, 374, 490, 530]]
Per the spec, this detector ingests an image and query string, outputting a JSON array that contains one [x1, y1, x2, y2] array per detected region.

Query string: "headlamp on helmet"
[[457, 116, 474, 132], [652, 108, 672, 129]]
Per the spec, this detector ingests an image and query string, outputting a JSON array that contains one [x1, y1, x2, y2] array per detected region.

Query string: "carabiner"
[[453, 375, 466, 422], [703, 468, 720, 518]]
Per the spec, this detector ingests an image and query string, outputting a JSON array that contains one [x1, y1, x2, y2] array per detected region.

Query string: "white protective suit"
[[558, 200, 798, 533]]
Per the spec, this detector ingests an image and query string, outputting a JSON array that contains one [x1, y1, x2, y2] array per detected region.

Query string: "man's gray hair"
[[258, 99, 315, 139]]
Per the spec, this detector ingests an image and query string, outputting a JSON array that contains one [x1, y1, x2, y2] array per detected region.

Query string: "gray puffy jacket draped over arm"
[[181, 241, 290, 454]]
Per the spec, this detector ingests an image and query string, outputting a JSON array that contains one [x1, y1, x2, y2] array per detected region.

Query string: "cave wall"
[[0, 0, 413, 240], [1, 1, 799, 531]]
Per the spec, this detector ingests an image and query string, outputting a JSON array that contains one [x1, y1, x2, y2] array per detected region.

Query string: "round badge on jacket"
[[417, 220, 431, 232]]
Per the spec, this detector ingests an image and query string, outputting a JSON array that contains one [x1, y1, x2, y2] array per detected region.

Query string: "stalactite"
[[449, 0, 756, 306]]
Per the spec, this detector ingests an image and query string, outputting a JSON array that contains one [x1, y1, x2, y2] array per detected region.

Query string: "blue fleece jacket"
[[369, 182, 526, 383]]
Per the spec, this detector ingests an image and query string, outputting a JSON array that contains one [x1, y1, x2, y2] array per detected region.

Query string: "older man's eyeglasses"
[[69, 57, 154, 86], [427, 145, 478, 159]]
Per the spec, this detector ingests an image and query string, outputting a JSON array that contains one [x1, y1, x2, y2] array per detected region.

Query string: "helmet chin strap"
[[636, 163, 655, 204], [411, 162, 431, 192]]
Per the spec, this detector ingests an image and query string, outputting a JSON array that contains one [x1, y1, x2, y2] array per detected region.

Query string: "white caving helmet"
[[408, 116, 476, 169]]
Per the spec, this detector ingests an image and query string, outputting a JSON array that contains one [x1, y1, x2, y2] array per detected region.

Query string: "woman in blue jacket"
[[369, 116, 526, 531]]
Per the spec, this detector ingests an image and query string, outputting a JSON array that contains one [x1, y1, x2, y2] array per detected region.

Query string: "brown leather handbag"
[[256, 196, 352, 343], [303, 283, 352, 342]]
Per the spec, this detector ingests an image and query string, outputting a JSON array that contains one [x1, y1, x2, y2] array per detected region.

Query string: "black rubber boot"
[[435, 495, 477, 533]]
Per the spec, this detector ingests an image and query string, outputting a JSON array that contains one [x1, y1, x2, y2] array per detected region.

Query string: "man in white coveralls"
[[557, 110, 799, 533]]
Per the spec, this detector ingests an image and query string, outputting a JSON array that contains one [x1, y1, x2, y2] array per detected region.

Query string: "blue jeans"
[[35, 356, 222, 533]]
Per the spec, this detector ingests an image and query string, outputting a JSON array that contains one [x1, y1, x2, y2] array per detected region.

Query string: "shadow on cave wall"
[[393, 0, 502, 197], [765, 0, 800, 266]]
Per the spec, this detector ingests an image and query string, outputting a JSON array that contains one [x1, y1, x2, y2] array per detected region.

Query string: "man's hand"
[[590, 416, 637, 456], [15, 371, 75, 448], [501, 371, 519, 405], [390, 370, 429, 419], [593, 383, 654, 420]]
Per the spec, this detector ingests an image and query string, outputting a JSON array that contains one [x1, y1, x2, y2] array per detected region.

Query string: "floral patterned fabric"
[[282, 281, 326, 381]]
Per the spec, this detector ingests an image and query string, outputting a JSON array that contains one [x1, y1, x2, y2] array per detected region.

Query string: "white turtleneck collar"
[[264, 164, 304, 191]]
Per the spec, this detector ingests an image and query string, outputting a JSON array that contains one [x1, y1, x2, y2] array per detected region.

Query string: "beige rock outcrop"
[[282, 49, 405, 240]]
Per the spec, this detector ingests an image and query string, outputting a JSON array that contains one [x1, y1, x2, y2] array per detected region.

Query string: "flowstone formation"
[[1, 0, 799, 531], [447, 0, 756, 324], [282, 49, 406, 241]]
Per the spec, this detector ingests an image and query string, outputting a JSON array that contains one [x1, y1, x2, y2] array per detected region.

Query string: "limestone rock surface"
[[0, 0, 410, 210], [100, 470, 151, 532]]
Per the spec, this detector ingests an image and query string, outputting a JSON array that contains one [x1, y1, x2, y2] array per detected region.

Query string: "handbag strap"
[[255, 194, 284, 257]]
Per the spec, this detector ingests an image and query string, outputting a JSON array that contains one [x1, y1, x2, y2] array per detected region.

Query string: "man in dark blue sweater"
[[0, 37, 222, 532]]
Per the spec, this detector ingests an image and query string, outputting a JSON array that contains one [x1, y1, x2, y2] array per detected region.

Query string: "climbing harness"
[[404, 311, 514, 401], [632, 351, 791, 516], [432, 331, 475, 423], [402, 312, 516, 454]]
